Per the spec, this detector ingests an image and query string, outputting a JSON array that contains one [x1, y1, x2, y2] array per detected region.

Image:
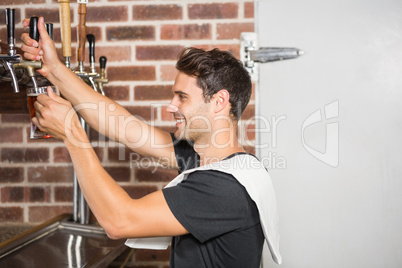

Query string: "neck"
[[193, 121, 245, 166]]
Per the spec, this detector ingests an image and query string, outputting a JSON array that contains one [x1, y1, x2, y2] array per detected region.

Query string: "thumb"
[[47, 86, 63, 102], [38, 17, 51, 42]]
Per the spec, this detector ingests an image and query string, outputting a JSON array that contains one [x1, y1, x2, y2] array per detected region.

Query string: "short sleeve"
[[162, 170, 251, 243]]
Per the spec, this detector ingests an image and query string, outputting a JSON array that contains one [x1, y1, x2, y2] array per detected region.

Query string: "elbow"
[[99, 218, 128, 240]]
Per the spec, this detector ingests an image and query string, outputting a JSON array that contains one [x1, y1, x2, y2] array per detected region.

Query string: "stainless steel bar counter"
[[0, 214, 127, 267]]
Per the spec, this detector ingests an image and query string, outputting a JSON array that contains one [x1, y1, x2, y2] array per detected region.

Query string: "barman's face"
[[168, 72, 213, 143]]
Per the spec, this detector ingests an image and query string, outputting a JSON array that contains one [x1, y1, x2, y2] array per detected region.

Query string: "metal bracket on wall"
[[240, 32, 304, 81]]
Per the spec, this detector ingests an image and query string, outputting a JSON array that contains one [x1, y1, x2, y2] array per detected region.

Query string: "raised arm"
[[32, 88, 187, 239], [20, 17, 177, 168]]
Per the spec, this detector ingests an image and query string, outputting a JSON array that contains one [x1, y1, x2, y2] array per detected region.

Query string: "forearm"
[[64, 122, 133, 232], [45, 62, 139, 143]]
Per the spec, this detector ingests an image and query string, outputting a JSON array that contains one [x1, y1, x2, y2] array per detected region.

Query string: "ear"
[[213, 89, 230, 114]]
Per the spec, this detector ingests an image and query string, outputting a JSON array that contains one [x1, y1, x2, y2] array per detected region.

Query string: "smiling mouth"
[[175, 117, 185, 124]]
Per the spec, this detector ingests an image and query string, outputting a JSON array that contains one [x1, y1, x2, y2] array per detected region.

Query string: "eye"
[[179, 94, 186, 100]]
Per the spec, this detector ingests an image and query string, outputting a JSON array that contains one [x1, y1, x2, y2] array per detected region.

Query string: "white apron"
[[125, 154, 282, 264]]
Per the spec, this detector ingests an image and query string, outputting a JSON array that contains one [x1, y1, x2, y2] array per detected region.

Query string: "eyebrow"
[[174, 90, 188, 95]]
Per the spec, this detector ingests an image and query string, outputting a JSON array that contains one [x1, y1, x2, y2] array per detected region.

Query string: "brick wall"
[[0, 0, 254, 265]]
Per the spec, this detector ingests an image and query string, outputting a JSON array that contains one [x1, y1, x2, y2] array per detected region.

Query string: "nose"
[[166, 103, 178, 113]]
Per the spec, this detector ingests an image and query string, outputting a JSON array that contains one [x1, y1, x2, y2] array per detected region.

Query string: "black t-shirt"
[[162, 134, 264, 268]]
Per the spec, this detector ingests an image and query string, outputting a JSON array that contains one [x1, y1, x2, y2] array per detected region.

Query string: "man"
[[21, 17, 281, 267]]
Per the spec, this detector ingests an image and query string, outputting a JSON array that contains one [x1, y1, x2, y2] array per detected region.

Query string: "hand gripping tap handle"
[[5, 8, 16, 56]]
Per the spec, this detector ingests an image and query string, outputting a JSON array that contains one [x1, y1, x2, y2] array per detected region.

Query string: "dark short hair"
[[176, 47, 252, 121]]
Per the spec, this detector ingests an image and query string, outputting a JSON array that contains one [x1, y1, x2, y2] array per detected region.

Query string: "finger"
[[20, 32, 39, 48], [37, 17, 52, 43], [22, 18, 30, 27], [47, 86, 70, 105], [32, 115, 44, 130], [33, 99, 45, 114]]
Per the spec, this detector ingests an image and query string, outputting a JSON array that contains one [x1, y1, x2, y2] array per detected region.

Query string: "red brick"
[[29, 205, 72, 222], [28, 166, 74, 183], [245, 123, 256, 141], [88, 129, 109, 144], [95, 46, 131, 62], [161, 24, 211, 40], [0, 8, 21, 25], [244, 146, 256, 155], [244, 2, 254, 18], [1, 114, 30, 123], [29, 187, 48, 202], [87, 6, 128, 22], [104, 85, 130, 101], [251, 82, 256, 100], [26, 8, 59, 22], [123, 185, 158, 199], [195, 44, 240, 59], [188, 3, 238, 19], [93, 147, 104, 162], [134, 85, 173, 101], [125, 106, 153, 121], [53, 25, 77, 43], [133, 5, 182, 21], [1, 187, 24, 202], [0, 127, 23, 143], [106, 26, 155, 41], [135, 168, 177, 183], [54, 146, 72, 163], [0, 0, 44, 4], [136, 45, 183, 61], [241, 104, 255, 120], [0, 207, 23, 222], [0, 168, 24, 183], [104, 166, 131, 182], [108, 147, 134, 163], [55, 186, 73, 202], [160, 65, 178, 81], [217, 23, 254, 40], [1, 148, 49, 163], [135, 248, 170, 262], [107, 66, 156, 81]]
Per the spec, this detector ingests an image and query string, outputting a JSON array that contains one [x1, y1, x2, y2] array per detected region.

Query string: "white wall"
[[256, 0, 402, 267]]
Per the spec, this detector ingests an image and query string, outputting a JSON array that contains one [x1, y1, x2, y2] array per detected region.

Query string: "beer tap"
[[0, 8, 22, 93], [46, 23, 54, 40], [94, 56, 108, 96], [13, 16, 42, 89], [86, 34, 100, 92], [75, 0, 87, 76], [58, 0, 71, 68]]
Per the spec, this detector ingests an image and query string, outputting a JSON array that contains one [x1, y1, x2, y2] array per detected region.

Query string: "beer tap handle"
[[29, 16, 40, 42], [77, 2, 87, 72], [5, 8, 16, 56], [3, 8, 20, 93], [87, 34, 96, 74], [95, 56, 107, 96], [99, 56, 107, 73], [58, 0, 71, 68], [46, 23, 54, 40]]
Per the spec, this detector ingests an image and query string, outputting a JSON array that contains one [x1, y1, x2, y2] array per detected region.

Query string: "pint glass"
[[27, 86, 59, 139]]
